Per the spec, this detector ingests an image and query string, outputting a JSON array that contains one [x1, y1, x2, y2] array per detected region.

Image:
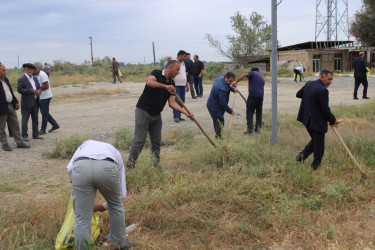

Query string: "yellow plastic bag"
[[366, 67, 370, 79], [119, 69, 123, 77], [55, 195, 100, 249]]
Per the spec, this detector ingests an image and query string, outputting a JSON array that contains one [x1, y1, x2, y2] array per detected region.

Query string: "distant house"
[[270, 41, 375, 73]]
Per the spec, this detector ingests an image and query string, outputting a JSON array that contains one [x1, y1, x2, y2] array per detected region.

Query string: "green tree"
[[350, 0, 375, 46], [205, 11, 271, 66]]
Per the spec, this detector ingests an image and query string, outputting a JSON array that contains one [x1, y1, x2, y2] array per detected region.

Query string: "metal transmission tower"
[[315, 0, 350, 41]]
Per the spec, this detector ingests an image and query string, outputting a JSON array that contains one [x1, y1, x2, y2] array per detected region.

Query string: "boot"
[[244, 128, 253, 134]]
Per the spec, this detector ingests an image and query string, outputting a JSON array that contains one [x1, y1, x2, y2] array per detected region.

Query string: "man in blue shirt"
[[206, 72, 238, 138], [234, 67, 265, 134]]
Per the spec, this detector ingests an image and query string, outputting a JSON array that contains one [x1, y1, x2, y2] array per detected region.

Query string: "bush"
[[42, 134, 88, 159]]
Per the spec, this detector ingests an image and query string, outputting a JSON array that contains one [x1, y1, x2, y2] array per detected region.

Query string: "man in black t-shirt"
[[193, 55, 204, 97], [126, 60, 194, 170]]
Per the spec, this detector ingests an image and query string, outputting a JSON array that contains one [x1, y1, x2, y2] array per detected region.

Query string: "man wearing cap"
[[17, 63, 43, 141], [0, 63, 30, 151]]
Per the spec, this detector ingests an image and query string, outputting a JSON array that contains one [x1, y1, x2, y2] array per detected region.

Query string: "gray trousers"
[[128, 107, 162, 165], [21, 105, 39, 138], [0, 104, 23, 146], [71, 159, 130, 249], [187, 74, 196, 98]]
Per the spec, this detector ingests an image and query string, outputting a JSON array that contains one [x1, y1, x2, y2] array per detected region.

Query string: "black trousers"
[[302, 126, 325, 168], [353, 77, 368, 98], [21, 105, 39, 138], [294, 69, 302, 81], [208, 109, 224, 138]]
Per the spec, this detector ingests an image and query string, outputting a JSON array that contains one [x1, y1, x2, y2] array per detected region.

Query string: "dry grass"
[[1, 102, 375, 249]]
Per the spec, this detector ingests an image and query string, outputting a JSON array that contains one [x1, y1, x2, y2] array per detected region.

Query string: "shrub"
[[42, 134, 88, 159]]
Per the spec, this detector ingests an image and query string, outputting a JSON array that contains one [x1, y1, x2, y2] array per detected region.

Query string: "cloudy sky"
[[0, 0, 363, 68]]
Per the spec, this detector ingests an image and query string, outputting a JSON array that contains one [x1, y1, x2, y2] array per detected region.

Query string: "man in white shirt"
[[294, 66, 305, 82], [33, 68, 60, 134], [17, 63, 42, 141], [66, 140, 131, 250], [172, 50, 190, 123]]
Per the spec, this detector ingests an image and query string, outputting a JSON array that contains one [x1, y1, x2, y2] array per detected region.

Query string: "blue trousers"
[[173, 86, 185, 119], [40, 97, 59, 132], [193, 76, 203, 97]]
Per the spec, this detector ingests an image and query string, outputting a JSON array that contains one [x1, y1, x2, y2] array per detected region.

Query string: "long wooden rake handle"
[[331, 126, 370, 179], [174, 93, 216, 148], [228, 93, 237, 129], [238, 90, 247, 103]]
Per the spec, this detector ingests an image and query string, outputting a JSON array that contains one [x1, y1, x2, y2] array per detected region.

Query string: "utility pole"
[[18, 55, 19, 69], [271, 0, 279, 145], [152, 42, 156, 68], [89, 36, 93, 64]]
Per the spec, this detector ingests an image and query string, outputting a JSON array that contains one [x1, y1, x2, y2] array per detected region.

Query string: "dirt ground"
[[1, 76, 374, 183]]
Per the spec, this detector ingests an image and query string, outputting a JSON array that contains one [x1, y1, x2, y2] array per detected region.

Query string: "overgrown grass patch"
[[113, 127, 194, 150], [42, 134, 88, 159]]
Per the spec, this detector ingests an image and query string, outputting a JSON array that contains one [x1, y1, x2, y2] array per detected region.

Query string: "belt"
[[74, 156, 114, 163]]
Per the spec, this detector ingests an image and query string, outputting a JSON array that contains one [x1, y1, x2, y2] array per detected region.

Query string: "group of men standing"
[[0, 62, 59, 151]]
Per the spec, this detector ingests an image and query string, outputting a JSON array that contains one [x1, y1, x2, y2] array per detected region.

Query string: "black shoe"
[[198, 95, 202, 98], [17, 143, 31, 149], [174, 118, 180, 123], [22, 137, 29, 142], [244, 128, 253, 134], [363, 96, 370, 99], [192, 97, 197, 99], [126, 160, 135, 170], [2, 144, 12, 151], [179, 117, 185, 121], [296, 152, 304, 162], [48, 126, 60, 133], [353, 97, 359, 100], [39, 130, 46, 135], [311, 164, 319, 171], [33, 136, 44, 139]]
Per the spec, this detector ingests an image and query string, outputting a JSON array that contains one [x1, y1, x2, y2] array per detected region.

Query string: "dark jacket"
[[17, 74, 40, 109], [206, 76, 234, 119], [297, 79, 336, 133], [353, 57, 368, 78], [184, 58, 194, 75], [0, 76, 19, 115]]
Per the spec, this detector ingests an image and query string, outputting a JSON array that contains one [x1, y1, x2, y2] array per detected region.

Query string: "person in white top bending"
[[66, 140, 131, 250]]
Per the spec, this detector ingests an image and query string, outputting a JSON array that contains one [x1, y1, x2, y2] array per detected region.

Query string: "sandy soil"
[[1, 76, 374, 182]]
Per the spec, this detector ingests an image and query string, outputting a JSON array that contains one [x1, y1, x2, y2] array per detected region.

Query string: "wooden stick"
[[331, 126, 371, 179], [228, 93, 237, 129], [174, 93, 216, 148], [238, 90, 247, 103]]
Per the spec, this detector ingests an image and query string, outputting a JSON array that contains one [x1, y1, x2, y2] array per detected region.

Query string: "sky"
[[0, 0, 364, 68]]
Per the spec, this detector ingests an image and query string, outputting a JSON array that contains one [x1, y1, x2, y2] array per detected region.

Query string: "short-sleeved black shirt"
[[193, 60, 204, 76], [136, 70, 175, 116]]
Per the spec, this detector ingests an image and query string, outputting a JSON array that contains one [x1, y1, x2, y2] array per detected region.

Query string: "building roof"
[[278, 41, 354, 51]]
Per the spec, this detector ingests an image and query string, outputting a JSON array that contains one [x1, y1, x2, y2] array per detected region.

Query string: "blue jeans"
[[246, 97, 263, 132], [193, 76, 203, 97], [173, 86, 185, 119], [40, 97, 59, 132]]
